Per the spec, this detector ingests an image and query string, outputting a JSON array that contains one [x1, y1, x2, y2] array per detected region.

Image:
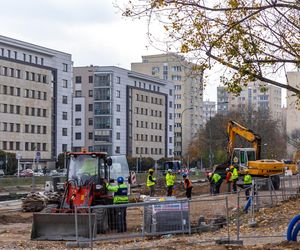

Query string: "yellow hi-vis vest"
[[166, 172, 175, 186], [147, 174, 156, 187]]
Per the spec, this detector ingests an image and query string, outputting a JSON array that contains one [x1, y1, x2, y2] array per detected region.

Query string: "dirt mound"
[[0, 212, 32, 224]]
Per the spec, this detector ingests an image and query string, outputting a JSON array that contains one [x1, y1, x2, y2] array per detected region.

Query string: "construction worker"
[[106, 176, 128, 233], [225, 168, 232, 193], [147, 168, 156, 197], [243, 169, 252, 200], [182, 173, 193, 199], [230, 165, 239, 193], [166, 169, 176, 196], [209, 172, 222, 195]]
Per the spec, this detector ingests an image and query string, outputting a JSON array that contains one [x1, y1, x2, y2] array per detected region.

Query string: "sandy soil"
[[1, 181, 300, 249]]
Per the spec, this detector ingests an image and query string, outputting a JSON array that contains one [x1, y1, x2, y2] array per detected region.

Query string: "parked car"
[[19, 169, 34, 177], [33, 170, 44, 176]]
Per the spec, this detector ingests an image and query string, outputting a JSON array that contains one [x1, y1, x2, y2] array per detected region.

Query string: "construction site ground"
[[1, 179, 300, 249]]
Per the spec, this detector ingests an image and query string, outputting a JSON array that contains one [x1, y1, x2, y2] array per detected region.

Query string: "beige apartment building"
[[0, 57, 52, 160], [0, 35, 73, 169], [217, 82, 282, 122], [131, 53, 203, 159], [286, 71, 300, 156]]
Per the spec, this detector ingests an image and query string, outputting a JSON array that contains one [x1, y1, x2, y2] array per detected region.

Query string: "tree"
[[122, 0, 300, 99], [0, 150, 17, 175], [187, 109, 287, 167]]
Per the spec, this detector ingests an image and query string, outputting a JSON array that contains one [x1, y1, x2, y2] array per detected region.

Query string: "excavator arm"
[[227, 120, 262, 160]]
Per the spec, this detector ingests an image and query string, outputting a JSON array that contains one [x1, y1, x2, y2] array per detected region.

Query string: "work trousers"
[[149, 185, 155, 197], [167, 185, 173, 196], [115, 206, 127, 233], [186, 187, 193, 199]]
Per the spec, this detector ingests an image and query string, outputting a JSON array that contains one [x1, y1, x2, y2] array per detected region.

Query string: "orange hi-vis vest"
[[184, 178, 193, 189]]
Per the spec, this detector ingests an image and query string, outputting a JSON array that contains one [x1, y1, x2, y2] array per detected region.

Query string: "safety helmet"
[[148, 168, 154, 173], [167, 169, 172, 173], [182, 173, 187, 178], [208, 172, 213, 177], [117, 176, 124, 184], [230, 165, 234, 170], [226, 168, 230, 171]]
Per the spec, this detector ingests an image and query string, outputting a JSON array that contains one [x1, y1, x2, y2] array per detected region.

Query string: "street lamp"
[[180, 107, 193, 166]]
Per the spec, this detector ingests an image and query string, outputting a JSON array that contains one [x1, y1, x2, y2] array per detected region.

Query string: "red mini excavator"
[[31, 150, 129, 240]]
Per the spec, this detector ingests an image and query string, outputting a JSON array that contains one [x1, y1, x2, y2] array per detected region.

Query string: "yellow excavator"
[[215, 120, 298, 189]]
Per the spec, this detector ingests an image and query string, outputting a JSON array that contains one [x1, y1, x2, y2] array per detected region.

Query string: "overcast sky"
[[0, 0, 234, 102]]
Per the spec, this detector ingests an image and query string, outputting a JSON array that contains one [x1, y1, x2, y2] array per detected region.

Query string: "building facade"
[[0, 35, 72, 165], [73, 66, 174, 160], [286, 71, 300, 156], [217, 82, 282, 121], [131, 53, 203, 158]]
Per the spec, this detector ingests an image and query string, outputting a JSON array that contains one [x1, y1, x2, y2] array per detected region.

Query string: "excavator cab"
[[231, 148, 256, 170]]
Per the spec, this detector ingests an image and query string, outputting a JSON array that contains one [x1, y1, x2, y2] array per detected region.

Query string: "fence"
[[235, 174, 300, 245], [40, 174, 300, 248]]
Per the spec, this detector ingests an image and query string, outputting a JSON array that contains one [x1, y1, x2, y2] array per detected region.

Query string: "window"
[[43, 126, 47, 134], [41, 58, 44, 65], [62, 96, 68, 104], [75, 90, 82, 97], [116, 118, 120, 126], [43, 143, 46, 151], [10, 123, 14, 132], [88, 104, 93, 112], [16, 88, 20, 96], [88, 132, 93, 139], [16, 69, 21, 79], [43, 109, 47, 117], [116, 76, 120, 84], [63, 63, 68, 72], [16, 124, 20, 132], [62, 112, 68, 120], [62, 79, 68, 88], [62, 128, 68, 136], [7, 50, 11, 58], [62, 144, 67, 152], [75, 104, 82, 112], [29, 55, 32, 63], [2, 141, 7, 150], [25, 142, 29, 151], [116, 104, 121, 112], [89, 90, 93, 97], [16, 142, 20, 150], [88, 118, 93, 126], [88, 76, 93, 83], [16, 106, 20, 114], [75, 118, 81, 126], [116, 132, 120, 140], [115, 146, 120, 154], [75, 133, 81, 140], [75, 76, 82, 83], [116, 90, 120, 98]]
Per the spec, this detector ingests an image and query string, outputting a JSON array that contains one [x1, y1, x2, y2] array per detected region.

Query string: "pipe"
[[287, 214, 300, 241]]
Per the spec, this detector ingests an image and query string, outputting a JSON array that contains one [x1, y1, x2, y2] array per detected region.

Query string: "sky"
[[0, 0, 219, 101]]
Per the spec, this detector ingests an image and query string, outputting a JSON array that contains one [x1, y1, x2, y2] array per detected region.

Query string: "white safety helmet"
[[167, 169, 172, 173], [226, 168, 230, 171]]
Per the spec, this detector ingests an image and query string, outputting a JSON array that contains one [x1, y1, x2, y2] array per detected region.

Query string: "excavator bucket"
[[31, 213, 96, 241]]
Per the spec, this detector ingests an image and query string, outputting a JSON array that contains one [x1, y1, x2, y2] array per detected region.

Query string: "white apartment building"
[[131, 53, 203, 158], [0, 35, 72, 165], [286, 71, 300, 156], [73, 66, 174, 160], [217, 82, 282, 121]]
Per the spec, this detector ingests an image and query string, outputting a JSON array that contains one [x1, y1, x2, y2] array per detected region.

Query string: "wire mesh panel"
[[80, 199, 190, 242], [189, 196, 230, 241]]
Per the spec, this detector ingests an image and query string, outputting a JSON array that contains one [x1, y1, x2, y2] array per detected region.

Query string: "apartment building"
[[73, 66, 174, 160], [131, 53, 203, 158], [217, 82, 282, 121], [0, 35, 72, 165], [286, 71, 300, 155]]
